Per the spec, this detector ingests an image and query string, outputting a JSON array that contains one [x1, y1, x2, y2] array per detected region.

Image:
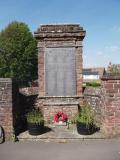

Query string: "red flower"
[[54, 112, 68, 123]]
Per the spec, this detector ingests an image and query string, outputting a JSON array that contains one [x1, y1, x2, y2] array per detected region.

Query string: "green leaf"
[[0, 21, 38, 84]]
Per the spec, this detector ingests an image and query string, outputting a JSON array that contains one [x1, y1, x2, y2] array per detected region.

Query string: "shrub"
[[107, 64, 120, 76], [26, 109, 44, 124], [86, 81, 101, 87], [76, 105, 95, 126]]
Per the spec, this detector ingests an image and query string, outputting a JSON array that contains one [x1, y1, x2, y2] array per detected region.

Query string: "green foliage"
[[85, 81, 101, 87], [73, 104, 95, 127], [0, 21, 37, 82], [26, 109, 44, 124], [107, 64, 120, 76]]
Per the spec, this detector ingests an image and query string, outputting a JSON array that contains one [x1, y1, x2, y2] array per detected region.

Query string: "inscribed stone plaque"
[[45, 48, 76, 96]]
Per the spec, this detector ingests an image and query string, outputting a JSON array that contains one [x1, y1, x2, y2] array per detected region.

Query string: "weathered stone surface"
[[35, 24, 85, 40], [45, 47, 76, 96], [19, 87, 38, 96], [84, 87, 102, 126]]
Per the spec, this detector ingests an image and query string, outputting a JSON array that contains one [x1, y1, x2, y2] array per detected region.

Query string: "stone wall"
[[14, 93, 37, 135], [0, 78, 14, 139], [0, 77, 120, 138], [84, 77, 120, 136], [19, 87, 38, 96], [0, 79, 38, 139], [83, 87, 102, 126]]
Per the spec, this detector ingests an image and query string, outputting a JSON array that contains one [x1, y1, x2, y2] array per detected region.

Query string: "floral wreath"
[[54, 111, 68, 123]]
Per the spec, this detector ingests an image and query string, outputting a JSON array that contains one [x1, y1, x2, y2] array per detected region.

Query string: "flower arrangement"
[[54, 111, 68, 123]]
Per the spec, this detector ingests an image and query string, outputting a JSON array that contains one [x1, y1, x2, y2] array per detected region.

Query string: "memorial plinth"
[[34, 24, 86, 123]]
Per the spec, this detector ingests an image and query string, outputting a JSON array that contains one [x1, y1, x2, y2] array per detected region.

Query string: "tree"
[[107, 62, 120, 76], [0, 21, 37, 83]]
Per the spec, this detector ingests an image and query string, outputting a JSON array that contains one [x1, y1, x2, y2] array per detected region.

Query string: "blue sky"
[[0, 0, 120, 67]]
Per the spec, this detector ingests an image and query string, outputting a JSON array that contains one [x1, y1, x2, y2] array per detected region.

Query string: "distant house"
[[83, 67, 105, 81]]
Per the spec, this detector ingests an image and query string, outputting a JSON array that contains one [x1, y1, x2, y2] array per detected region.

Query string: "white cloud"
[[105, 45, 120, 53], [95, 45, 120, 57], [84, 44, 120, 68], [111, 26, 120, 33], [96, 51, 103, 56], [83, 54, 87, 59]]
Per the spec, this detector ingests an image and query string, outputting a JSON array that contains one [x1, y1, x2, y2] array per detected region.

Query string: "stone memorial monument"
[[34, 24, 86, 123]]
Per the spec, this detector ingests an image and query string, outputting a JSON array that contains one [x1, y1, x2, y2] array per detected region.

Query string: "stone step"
[[18, 125, 105, 142]]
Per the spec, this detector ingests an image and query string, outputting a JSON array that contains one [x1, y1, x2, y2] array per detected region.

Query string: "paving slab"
[[18, 124, 105, 142]]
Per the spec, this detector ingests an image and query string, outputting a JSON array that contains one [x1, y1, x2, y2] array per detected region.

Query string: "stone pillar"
[[0, 78, 14, 140], [34, 24, 86, 122], [101, 76, 120, 136]]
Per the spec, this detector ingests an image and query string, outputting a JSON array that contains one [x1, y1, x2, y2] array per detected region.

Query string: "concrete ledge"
[[0, 78, 12, 82], [44, 102, 79, 106], [101, 75, 120, 80], [38, 96, 83, 98]]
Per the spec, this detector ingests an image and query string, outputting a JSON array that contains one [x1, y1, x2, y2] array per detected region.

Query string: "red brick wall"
[[84, 80, 120, 136], [101, 77, 120, 136], [37, 97, 82, 123], [44, 105, 78, 123], [0, 78, 14, 139], [38, 47, 45, 96], [76, 47, 83, 95]]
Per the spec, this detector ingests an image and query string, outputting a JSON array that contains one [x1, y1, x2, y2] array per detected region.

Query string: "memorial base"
[[37, 96, 83, 124]]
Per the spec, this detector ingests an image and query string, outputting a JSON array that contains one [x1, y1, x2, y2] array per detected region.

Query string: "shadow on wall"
[[0, 126, 5, 143], [18, 94, 38, 135], [12, 83, 38, 136]]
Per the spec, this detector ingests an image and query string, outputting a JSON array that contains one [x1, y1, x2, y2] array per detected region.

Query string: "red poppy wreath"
[[54, 111, 68, 123]]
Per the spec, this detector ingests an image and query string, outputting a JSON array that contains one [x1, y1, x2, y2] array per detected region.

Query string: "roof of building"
[[83, 67, 105, 77], [83, 71, 99, 76]]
